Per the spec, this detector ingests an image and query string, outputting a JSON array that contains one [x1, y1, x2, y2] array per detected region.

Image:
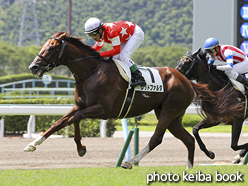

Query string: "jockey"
[[204, 37, 248, 88], [84, 17, 146, 88]]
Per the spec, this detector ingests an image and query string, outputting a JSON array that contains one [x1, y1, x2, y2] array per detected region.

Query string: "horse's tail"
[[190, 81, 244, 123]]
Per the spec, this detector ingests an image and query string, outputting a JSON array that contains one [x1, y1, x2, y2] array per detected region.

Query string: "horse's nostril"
[[29, 65, 38, 70]]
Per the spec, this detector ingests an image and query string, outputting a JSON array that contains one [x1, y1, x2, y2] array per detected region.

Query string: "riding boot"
[[236, 74, 248, 94], [236, 74, 248, 86], [130, 69, 146, 87]]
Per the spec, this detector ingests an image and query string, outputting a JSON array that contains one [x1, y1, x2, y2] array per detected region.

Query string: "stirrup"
[[130, 80, 146, 87]]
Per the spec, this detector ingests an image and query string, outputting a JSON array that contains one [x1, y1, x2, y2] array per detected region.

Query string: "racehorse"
[[24, 32, 239, 169], [176, 48, 248, 164]]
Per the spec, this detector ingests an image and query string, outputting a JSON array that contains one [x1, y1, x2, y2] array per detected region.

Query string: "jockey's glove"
[[209, 63, 217, 69], [93, 52, 101, 59]]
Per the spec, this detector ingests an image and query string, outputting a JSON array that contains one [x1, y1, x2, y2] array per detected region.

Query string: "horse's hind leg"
[[121, 114, 168, 168], [168, 119, 195, 169], [232, 148, 248, 164], [122, 104, 186, 169], [230, 120, 248, 163]]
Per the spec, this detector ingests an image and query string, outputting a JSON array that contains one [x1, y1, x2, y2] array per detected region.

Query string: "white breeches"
[[113, 25, 145, 68], [225, 58, 248, 80]]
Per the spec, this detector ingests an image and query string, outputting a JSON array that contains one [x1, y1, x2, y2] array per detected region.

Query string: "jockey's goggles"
[[88, 31, 98, 37], [206, 49, 215, 54]]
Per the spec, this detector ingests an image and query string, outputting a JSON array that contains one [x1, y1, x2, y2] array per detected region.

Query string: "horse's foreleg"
[[24, 105, 78, 152], [193, 120, 220, 159], [72, 103, 106, 156], [73, 119, 86, 157]]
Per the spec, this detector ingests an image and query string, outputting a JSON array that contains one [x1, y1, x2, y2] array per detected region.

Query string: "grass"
[[115, 114, 248, 133], [115, 125, 248, 133], [0, 166, 247, 186]]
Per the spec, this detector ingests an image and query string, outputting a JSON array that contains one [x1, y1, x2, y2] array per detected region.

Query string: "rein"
[[37, 37, 100, 83]]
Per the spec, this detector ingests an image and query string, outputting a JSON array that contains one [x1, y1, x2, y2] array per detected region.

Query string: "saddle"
[[112, 59, 164, 119], [112, 59, 164, 93]]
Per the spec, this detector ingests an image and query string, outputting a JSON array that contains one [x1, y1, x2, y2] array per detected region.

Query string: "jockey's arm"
[[216, 64, 233, 71], [100, 36, 121, 57], [92, 41, 104, 52], [216, 52, 233, 71], [216, 54, 233, 71], [208, 57, 215, 65]]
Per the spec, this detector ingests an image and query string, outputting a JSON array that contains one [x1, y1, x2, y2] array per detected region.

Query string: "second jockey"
[[204, 37, 248, 89], [84, 17, 146, 88]]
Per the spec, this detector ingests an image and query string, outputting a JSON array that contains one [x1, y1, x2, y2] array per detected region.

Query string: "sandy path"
[[0, 135, 247, 170]]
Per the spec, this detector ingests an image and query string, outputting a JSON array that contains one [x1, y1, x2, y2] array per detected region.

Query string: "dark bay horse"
[[176, 48, 248, 164], [24, 32, 237, 169]]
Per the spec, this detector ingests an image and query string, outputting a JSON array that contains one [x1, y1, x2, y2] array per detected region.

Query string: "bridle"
[[37, 37, 100, 83], [176, 54, 199, 80], [176, 52, 229, 85], [37, 38, 69, 72]]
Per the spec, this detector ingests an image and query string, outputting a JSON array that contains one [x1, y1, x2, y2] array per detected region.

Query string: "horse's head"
[[176, 48, 230, 90], [175, 48, 203, 80], [29, 32, 69, 77]]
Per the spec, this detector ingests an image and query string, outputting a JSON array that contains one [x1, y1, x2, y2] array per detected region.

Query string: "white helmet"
[[85, 17, 103, 34]]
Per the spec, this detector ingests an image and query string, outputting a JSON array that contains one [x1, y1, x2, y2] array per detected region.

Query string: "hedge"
[[0, 95, 118, 137], [0, 73, 74, 85], [3, 115, 116, 138], [0, 73, 115, 137], [0, 98, 74, 104], [0, 73, 75, 94]]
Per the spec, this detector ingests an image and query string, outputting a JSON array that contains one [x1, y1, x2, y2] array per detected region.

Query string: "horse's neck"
[[197, 61, 228, 91], [67, 56, 100, 83], [198, 76, 225, 91]]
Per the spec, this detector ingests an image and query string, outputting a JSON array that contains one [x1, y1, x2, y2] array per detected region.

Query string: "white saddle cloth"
[[113, 59, 164, 92]]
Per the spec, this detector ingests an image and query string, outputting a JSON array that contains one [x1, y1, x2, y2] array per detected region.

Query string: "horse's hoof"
[[231, 154, 241, 164], [24, 145, 36, 152], [208, 150, 215, 159], [232, 158, 241, 164], [78, 147, 87, 157], [121, 162, 132, 169]]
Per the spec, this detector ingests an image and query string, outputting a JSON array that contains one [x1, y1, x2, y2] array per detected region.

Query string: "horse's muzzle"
[[29, 64, 45, 77]]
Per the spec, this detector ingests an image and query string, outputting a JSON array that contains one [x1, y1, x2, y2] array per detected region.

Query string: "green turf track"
[[0, 165, 247, 186]]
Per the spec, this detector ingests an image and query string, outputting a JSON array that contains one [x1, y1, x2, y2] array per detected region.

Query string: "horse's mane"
[[197, 50, 229, 83], [198, 51, 207, 63], [53, 31, 95, 53]]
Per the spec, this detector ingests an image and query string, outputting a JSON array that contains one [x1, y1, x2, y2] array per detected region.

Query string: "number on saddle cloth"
[[135, 67, 164, 93]]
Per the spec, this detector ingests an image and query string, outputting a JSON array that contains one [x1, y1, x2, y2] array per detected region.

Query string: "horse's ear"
[[58, 32, 67, 40], [192, 48, 202, 56]]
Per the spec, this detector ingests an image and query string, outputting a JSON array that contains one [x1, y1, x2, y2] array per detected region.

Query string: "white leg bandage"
[[128, 145, 149, 165], [29, 135, 46, 147]]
